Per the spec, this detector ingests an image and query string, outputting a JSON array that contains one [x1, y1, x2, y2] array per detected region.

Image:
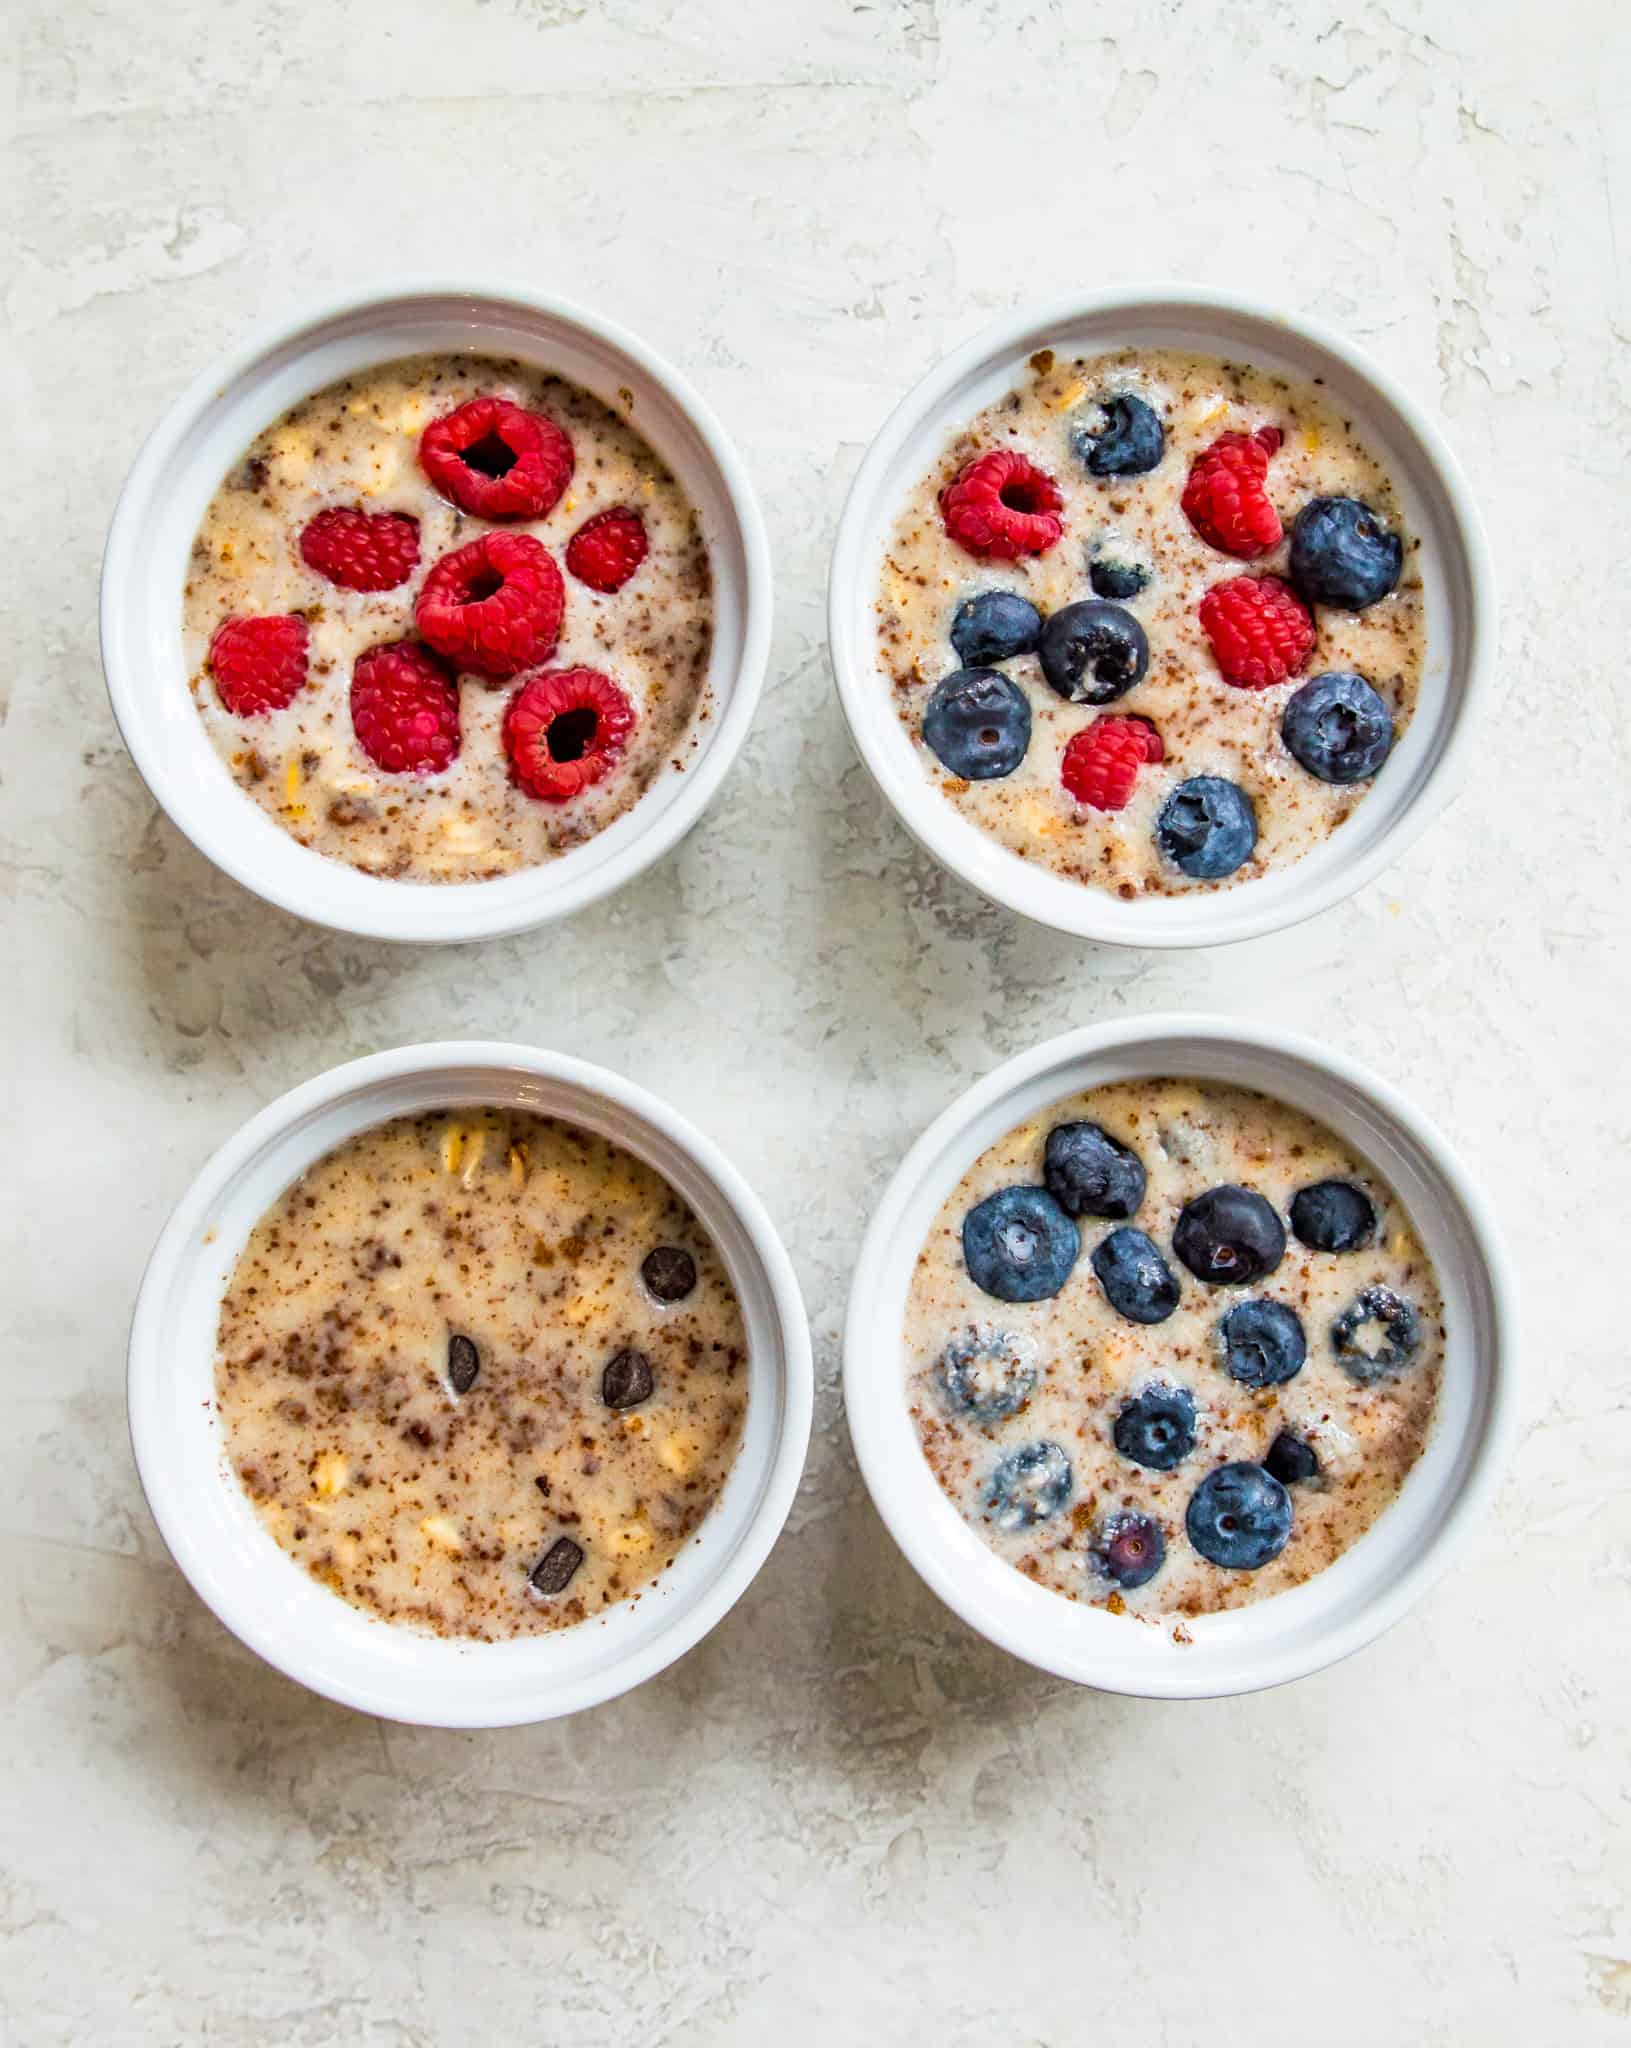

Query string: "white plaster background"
[[3, 0, 1627, 2039]]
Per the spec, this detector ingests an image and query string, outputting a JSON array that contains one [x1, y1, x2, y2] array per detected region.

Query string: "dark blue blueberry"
[[1264, 1431, 1320, 1486], [1173, 1185, 1286, 1286], [1038, 601, 1149, 704], [949, 590, 1044, 667], [1088, 555, 1150, 601], [1282, 672, 1394, 784], [1289, 496, 1403, 611], [984, 1439, 1073, 1530], [962, 1185, 1080, 1303], [1331, 1285, 1421, 1381], [1113, 1383, 1198, 1470], [1074, 394, 1166, 478], [1091, 1227, 1180, 1325], [1290, 1179, 1377, 1252], [1216, 1298, 1306, 1387], [1186, 1461, 1293, 1569], [921, 668, 1031, 780], [936, 1324, 1040, 1426], [1156, 777, 1258, 879], [1043, 1120, 1146, 1220], [1094, 1510, 1167, 1590]]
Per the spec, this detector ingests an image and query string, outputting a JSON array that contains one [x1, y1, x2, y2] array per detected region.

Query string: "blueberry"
[[1088, 555, 1149, 601], [1289, 496, 1403, 611], [1093, 1510, 1167, 1590], [1173, 1185, 1286, 1286], [1074, 394, 1166, 477], [1282, 672, 1394, 784], [1186, 1462, 1293, 1569], [962, 1186, 1080, 1303], [936, 1324, 1041, 1426], [1216, 1298, 1306, 1387], [1091, 1227, 1181, 1324], [1331, 1284, 1421, 1381], [1156, 777, 1258, 879], [1264, 1431, 1320, 1486], [985, 1439, 1073, 1530], [1037, 601, 1149, 705], [1113, 1383, 1198, 1471], [1290, 1179, 1377, 1252], [950, 590, 1044, 667], [1043, 1120, 1146, 1220], [921, 668, 1031, 780]]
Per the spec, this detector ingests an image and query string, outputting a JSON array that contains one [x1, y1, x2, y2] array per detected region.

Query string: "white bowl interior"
[[829, 291, 1491, 946], [103, 286, 767, 942], [844, 1020, 1512, 1698], [129, 1046, 811, 1725]]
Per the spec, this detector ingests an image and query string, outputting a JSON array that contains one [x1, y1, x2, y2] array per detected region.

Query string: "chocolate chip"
[[641, 1246, 696, 1303], [448, 1333, 480, 1395], [529, 1536, 583, 1597], [602, 1347, 655, 1409]]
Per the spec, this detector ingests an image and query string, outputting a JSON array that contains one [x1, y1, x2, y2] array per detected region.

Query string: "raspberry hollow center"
[[461, 431, 518, 479], [547, 707, 599, 761], [1000, 476, 1050, 513], [463, 569, 503, 604]]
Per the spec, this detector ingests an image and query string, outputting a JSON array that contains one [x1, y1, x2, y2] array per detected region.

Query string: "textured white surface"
[[3, 0, 1627, 2040]]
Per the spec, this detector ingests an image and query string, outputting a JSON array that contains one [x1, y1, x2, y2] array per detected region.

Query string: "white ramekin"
[[102, 280, 772, 943], [827, 287, 1495, 947], [844, 1015, 1515, 1699], [128, 1043, 812, 1726]]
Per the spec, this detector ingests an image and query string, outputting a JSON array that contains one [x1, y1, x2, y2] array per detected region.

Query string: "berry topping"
[[1091, 1227, 1181, 1325], [985, 1440, 1073, 1530], [1093, 1510, 1167, 1590], [1060, 715, 1164, 812], [1039, 600, 1149, 704], [416, 532, 565, 680], [962, 1186, 1080, 1303], [922, 668, 1032, 780], [1197, 574, 1315, 689], [950, 589, 1043, 666], [1264, 1431, 1320, 1486], [565, 505, 649, 593], [1216, 1298, 1306, 1387], [1157, 776, 1258, 879], [1289, 496, 1403, 611], [349, 640, 460, 775], [1088, 554, 1150, 600], [936, 1324, 1041, 1426], [298, 507, 420, 592], [1186, 1462, 1292, 1570], [419, 395, 574, 522], [1282, 672, 1394, 783], [1181, 426, 1283, 558], [1173, 1185, 1287, 1286], [207, 613, 308, 716], [502, 667, 636, 804], [939, 450, 1064, 561], [1043, 1120, 1146, 1220], [1290, 1179, 1377, 1253], [1113, 1383, 1198, 1471], [1074, 394, 1165, 478], [1331, 1285, 1421, 1382]]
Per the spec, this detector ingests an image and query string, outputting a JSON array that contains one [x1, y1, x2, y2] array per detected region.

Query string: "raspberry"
[[1060, 715, 1165, 812], [502, 667, 636, 804], [415, 532, 565, 680], [207, 613, 308, 716], [349, 640, 460, 774], [939, 450, 1064, 561], [565, 506, 649, 593], [1181, 427, 1284, 558], [1198, 575, 1315, 689], [298, 507, 420, 592], [418, 396, 573, 522]]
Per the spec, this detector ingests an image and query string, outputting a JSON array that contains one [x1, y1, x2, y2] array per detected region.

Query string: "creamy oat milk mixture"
[[184, 353, 712, 880], [876, 347, 1425, 895], [905, 1080, 1443, 1623], [215, 1109, 748, 1639]]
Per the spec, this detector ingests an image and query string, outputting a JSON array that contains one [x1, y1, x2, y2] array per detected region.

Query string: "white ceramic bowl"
[[844, 1015, 1515, 1698], [102, 280, 772, 943], [128, 1042, 812, 1726], [828, 287, 1495, 947]]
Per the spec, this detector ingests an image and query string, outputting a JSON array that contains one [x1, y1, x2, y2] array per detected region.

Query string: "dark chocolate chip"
[[530, 1536, 584, 1597], [641, 1246, 697, 1303], [448, 1333, 480, 1395], [602, 1347, 655, 1410]]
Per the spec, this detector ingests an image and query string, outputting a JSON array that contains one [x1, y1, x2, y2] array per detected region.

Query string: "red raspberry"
[[1060, 715, 1165, 812], [415, 532, 565, 680], [502, 667, 636, 804], [298, 507, 420, 592], [1198, 575, 1315, 689], [418, 396, 574, 522], [349, 640, 460, 774], [565, 506, 649, 593], [939, 450, 1064, 561], [1181, 427, 1284, 558], [207, 614, 308, 716]]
